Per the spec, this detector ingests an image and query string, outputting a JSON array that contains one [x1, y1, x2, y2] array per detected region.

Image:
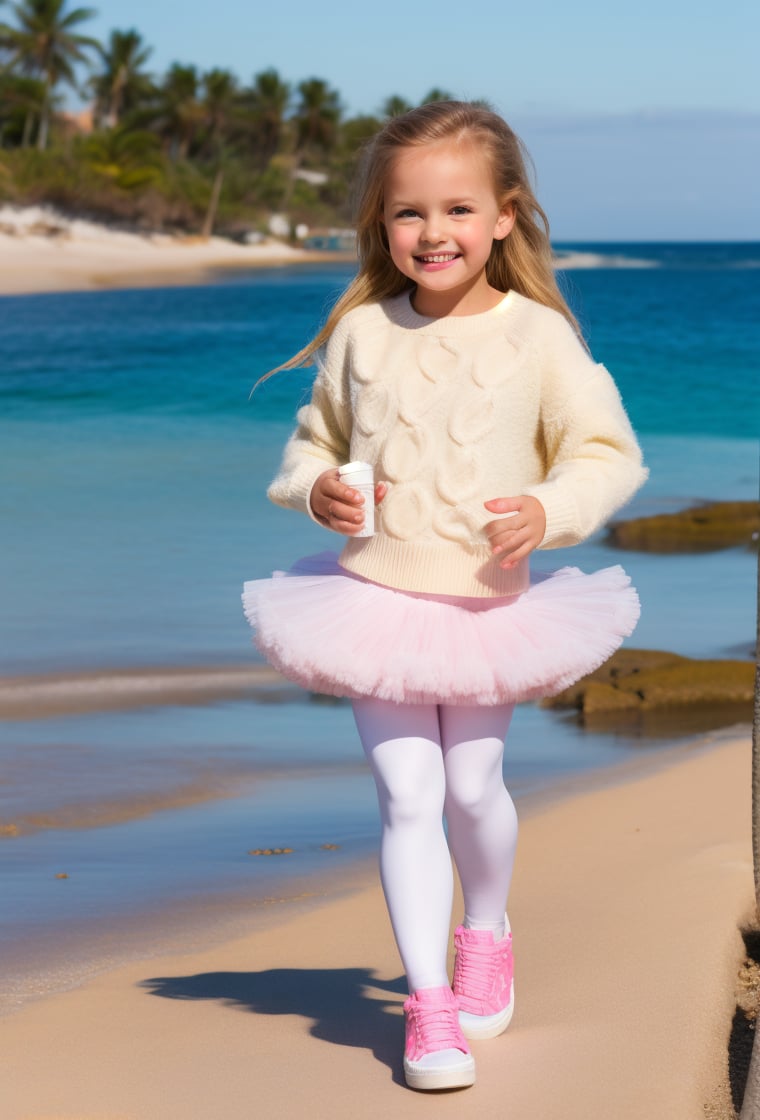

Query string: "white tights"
[[352, 698, 518, 994]]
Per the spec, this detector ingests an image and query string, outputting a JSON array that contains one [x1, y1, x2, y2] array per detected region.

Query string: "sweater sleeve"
[[266, 323, 353, 519], [523, 314, 648, 549]]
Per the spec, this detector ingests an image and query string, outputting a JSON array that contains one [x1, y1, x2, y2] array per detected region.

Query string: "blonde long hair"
[[266, 100, 580, 378]]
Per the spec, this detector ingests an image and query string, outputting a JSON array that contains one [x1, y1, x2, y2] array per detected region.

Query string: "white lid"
[[338, 461, 373, 476]]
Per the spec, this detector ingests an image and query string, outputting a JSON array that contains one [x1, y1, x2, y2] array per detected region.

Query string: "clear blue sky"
[[76, 0, 759, 239]]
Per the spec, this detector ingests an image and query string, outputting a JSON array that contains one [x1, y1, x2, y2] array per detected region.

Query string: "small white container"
[[338, 461, 375, 537]]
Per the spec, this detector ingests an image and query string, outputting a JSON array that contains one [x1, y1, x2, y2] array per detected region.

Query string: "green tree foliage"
[[200, 67, 238, 159], [0, 16, 487, 237], [0, 71, 47, 146], [293, 77, 341, 161], [0, 0, 99, 149], [381, 95, 412, 119], [420, 87, 454, 105], [153, 63, 203, 161], [90, 28, 153, 129], [245, 68, 290, 169], [81, 125, 163, 189]]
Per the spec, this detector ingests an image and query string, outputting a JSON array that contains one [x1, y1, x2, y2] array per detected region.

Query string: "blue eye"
[[451, 206, 472, 215], [395, 208, 419, 219]]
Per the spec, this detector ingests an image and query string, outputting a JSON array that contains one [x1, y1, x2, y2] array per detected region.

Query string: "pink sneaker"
[[453, 925, 515, 1039], [403, 985, 476, 1090]]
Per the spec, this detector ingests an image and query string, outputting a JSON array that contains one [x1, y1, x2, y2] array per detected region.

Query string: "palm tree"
[[90, 28, 153, 129], [246, 67, 290, 168], [198, 67, 238, 238], [381, 94, 412, 119], [292, 77, 341, 161], [157, 63, 202, 161], [286, 77, 341, 206], [420, 87, 454, 105], [201, 67, 238, 157], [0, 70, 46, 146], [0, 0, 98, 149]]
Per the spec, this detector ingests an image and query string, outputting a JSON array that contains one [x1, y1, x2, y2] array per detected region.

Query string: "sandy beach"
[[2, 224, 756, 1117], [0, 206, 348, 296], [0, 731, 751, 1119], [0, 207, 663, 298]]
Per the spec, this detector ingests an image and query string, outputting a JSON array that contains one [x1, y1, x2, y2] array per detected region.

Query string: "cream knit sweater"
[[268, 290, 647, 597]]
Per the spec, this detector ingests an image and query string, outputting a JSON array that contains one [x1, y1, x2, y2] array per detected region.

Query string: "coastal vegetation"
[[0, 0, 452, 236]]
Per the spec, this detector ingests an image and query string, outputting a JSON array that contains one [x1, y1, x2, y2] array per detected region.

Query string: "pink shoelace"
[[453, 928, 513, 1012], [404, 989, 468, 1059]]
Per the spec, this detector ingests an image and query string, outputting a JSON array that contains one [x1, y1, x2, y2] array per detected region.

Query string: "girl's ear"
[[493, 203, 516, 241]]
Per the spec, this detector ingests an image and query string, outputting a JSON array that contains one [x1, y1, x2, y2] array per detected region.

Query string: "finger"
[[497, 537, 535, 567], [324, 479, 364, 505], [327, 500, 364, 525], [330, 507, 366, 534], [483, 512, 520, 534], [484, 497, 521, 514], [491, 524, 530, 554], [374, 481, 387, 505], [484, 515, 522, 543]]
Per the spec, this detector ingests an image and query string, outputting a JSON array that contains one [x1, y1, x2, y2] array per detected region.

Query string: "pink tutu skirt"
[[242, 552, 640, 707]]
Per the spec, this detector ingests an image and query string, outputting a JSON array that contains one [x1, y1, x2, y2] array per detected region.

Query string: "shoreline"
[[0, 229, 353, 297], [1, 725, 744, 1012], [0, 205, 355, 296], [0, 236, 660, 298], [3, 207, 748, 299], [0, 729, 750, 1117]]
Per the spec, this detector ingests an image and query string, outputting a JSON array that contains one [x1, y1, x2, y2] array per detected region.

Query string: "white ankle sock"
[[463, 914, 510, 940]]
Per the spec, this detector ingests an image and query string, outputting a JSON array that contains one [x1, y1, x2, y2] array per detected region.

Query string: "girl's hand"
[[483, 495, 546, 568], [310, 470, 387, 535]]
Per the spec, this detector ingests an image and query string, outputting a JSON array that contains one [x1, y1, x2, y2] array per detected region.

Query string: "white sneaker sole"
[[403, 1053, 476, 1091], [458, 982, 515, 1040]]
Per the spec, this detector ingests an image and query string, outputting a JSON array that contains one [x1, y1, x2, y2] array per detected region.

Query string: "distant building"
[[303, 228, 356, 252], [58, 106, 95, 136], [294, 169, 329, 187]]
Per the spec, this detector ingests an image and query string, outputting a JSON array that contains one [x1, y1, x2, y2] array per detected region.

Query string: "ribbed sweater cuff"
[[524, 483, 582, 548], [268, 462, 329, 522]]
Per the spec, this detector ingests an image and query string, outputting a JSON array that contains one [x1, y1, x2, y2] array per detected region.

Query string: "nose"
[[420, 214, 445, 245]]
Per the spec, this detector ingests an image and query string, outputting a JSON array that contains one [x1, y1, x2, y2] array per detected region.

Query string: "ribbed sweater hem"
[[338, 535, 530, 598]]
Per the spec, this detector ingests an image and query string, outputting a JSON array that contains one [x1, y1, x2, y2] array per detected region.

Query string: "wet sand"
[[0, 732, 750, 1118]]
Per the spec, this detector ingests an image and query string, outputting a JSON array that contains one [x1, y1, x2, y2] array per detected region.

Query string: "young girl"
[[243, 101, 646, 1092]]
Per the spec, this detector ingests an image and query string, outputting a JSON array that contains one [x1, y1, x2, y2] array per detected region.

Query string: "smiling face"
[[382, 139, 515, 317]]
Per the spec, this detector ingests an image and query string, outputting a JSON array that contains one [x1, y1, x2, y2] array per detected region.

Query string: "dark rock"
[[544, 648, 755, 729], [608, 500, 759, 553]]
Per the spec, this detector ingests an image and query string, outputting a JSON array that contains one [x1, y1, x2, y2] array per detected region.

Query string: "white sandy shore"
[[0, 205, 346, 296], [0, 732, 751, 1118], [0, 206, 661, 296]]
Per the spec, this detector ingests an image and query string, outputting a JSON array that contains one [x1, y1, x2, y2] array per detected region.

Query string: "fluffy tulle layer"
[[242, 552, 640, 706]]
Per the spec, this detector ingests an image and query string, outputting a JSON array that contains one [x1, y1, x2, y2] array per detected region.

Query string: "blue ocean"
[[1, 243, 758, 1008]]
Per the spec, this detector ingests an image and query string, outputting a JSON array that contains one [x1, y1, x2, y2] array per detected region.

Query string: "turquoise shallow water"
[[0, 244, 758, 1003]]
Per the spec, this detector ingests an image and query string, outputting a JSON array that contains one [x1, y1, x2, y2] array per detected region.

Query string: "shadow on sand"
[[141, 966, 409, 1084]]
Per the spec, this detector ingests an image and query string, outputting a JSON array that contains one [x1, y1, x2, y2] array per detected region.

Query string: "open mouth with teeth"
[[414, 252, 462, 264]]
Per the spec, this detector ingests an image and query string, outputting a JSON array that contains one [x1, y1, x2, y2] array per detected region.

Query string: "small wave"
[[0, 663, 298, 719], [553, 251, 659, 270], [1, 777, 246, 838], [0, 758, 361, 838]]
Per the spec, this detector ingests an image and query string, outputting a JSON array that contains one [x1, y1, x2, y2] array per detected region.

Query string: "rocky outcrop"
[[608, 500, 759, 552], [545, 648, 755, 726]]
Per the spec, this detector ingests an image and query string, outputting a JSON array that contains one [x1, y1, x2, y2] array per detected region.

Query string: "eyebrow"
[[387, 196, 481, 208]]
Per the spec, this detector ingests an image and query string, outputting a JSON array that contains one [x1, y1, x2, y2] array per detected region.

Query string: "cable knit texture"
[[267, 291, 647, 597]]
